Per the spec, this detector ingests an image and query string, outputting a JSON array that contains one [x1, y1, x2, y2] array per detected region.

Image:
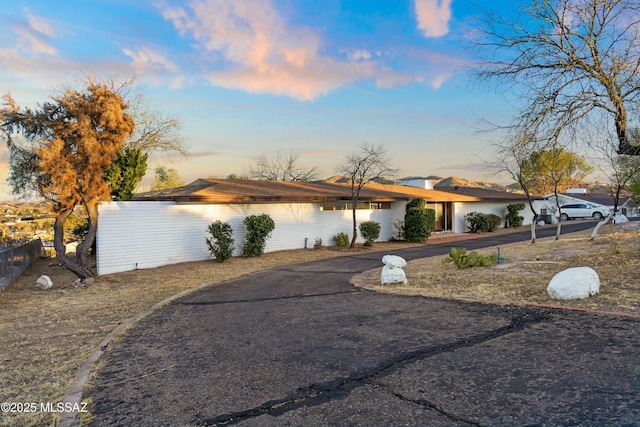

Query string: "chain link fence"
[[0, 239, 45, 289]]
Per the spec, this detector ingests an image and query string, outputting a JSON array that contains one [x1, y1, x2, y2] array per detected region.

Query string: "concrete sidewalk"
[[83, 222, 640, 426]]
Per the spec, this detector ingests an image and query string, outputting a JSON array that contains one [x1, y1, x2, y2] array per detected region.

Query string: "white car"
[[559, 203, 610, 221]]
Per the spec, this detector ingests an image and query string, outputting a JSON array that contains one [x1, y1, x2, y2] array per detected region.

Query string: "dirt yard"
[[0, 223, 638, 426], [354, 222, 640, 316]]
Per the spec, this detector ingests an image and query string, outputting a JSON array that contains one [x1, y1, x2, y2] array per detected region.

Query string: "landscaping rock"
[[613, 213, 629, 223], [381, 255, 407, 285], [547, 267, 600, 300], [381, 255, 406, 269], [35, 275, 53, 290]]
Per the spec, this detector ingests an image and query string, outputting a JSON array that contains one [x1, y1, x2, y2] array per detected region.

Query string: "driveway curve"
[[85, 222, 640, 426]]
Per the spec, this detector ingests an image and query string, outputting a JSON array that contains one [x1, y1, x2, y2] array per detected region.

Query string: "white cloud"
[[161, 0, 414, 100], [26, 10, 55, 37], [414, 0, 453, 38], [9, 10, 57, 56], [123, 46, 181, 73]]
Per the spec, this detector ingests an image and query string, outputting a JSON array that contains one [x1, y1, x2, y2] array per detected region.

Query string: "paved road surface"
[[85, 222, 640, 426]]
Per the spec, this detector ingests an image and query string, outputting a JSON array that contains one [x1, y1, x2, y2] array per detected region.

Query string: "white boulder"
[[381, 255, 407, 285], [547, 267, 600, 300], [613, 213, 629, 223], [381, 255, 407, 269], [35, 275, 53, 290]]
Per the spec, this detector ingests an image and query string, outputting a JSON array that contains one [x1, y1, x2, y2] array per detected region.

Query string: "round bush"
[[359, 221, 381, 246]]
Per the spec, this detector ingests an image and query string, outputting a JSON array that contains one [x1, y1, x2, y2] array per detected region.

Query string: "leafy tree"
[[335, 144, 398, 248], [526, 148, 593, 197], [104, 148, 148, 200], [249, 149, 320, 181], [473, 0, 640, 156], [151, 166, 184, 190], [0, 81, 134, 279], [527, 147, 593, 239]]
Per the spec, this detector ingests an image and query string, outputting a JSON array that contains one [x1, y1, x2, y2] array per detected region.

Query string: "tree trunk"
[[530, 213, 537, 244], [350, 200, 357, 249], [590, 211, 614, 241], [615, 107, 639, 155], [53, 206, 96, 280], [554, 193, 562, 241], [75, 201, 98, 276]]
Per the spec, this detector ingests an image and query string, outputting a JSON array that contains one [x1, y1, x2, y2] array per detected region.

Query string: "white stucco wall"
[[453, 201, 535, 233], [97, 201, 405, 275]]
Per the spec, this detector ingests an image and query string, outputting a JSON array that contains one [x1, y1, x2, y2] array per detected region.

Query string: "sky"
[[0, 0, 521, 199]]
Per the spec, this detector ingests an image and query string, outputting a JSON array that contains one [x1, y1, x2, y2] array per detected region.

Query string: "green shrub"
[[404, 198, 436, 242], [242, 214, 275, 257], [465, 212, 501, 233], [441, 247, 498, 269], [506, 203, 525, 228], [206, 220, 235, 262], [332, 232, 349, 247], [359, 221, 381, 247]]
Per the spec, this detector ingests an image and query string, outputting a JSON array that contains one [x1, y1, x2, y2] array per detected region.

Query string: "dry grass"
[[1, 224, 638, 426], [354, 223, 640, 316]]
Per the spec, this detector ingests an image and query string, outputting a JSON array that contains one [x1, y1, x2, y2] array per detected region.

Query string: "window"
[[320, 201, 391, 211]]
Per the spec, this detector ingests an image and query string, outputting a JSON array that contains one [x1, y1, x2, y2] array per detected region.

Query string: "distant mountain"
[[324, 175, 521, 192], [323, 175, 398, 185]]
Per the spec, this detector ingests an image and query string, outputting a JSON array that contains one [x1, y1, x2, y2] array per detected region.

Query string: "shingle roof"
[[132, 179, 412, 203], [432, 186, 538, 202], [132, 179, 533, 204]]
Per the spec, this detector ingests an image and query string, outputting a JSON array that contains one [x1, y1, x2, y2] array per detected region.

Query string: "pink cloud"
[[414, 0, 453, 38], [162, 0, 414, 100]]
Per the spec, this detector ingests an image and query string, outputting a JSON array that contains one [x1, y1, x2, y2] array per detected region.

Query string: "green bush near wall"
[[242, 214, 275, 257]]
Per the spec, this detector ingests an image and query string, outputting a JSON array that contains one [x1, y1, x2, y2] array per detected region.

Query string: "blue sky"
[[0, 0, 520, 198]]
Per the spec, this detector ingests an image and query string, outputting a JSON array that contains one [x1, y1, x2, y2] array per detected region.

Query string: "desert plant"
[[242, 214, 275, 257], [313, 237, 323, 249], [332, 232, 349, 247], [506, 203, 525, 228], [359, 221, 381, 246], [206, 220, 235, 262], [404, 198, 435, 242], [441, 247, 498, 269]]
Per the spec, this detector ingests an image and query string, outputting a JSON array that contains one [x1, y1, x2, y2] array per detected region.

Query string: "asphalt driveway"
[[85, 222, 640, 426]]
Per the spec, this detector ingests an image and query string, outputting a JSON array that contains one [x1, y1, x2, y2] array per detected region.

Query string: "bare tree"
[[249, 149, 320, 181], [490, 133, 543, 243], [124, 101, 186, 155], [594, 131, 640, 209], [473, 0, 640, 155], [335, 144, 398, 248]]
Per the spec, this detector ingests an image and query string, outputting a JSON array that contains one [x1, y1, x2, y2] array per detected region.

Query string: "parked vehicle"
[[559, 203, 610, 221]]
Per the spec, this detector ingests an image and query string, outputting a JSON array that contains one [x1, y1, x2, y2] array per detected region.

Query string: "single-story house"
[[96, 178, 535, 275]]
